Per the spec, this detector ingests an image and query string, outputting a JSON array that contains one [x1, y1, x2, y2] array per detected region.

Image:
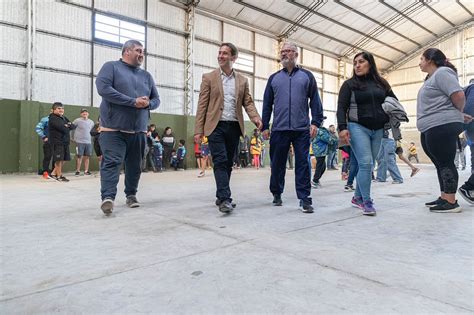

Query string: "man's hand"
[[463, 113, 473, 124], [339, 130, 350, 145], [262, 129, 270, 140], [252, 117, 263, 130], [194, 133, 203, 144], [135, 96, 149, 108], [310, 124, 318, 138]]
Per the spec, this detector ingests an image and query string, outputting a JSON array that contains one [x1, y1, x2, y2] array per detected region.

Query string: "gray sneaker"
[[101, 198, 114, 216], [218, 200, 233, 213], [126, 195, 140, 208]]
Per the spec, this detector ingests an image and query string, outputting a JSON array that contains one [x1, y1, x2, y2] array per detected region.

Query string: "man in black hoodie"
[[48, 102, 76, 182]]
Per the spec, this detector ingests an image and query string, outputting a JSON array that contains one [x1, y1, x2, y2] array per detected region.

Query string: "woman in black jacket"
[[161, 127, 175, 170], [337, 52, 396, 216]]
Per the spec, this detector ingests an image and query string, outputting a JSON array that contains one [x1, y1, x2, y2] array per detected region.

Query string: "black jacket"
[[337, 76, 395, 132], [48, 113, 76, 145]]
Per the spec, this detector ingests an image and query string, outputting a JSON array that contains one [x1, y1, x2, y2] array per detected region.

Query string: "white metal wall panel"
[[0, 0, 27, 25], [36, 2, 91, 40], [323, 55, 338, 72], [345, 62, 352, 78], [154, 87, 184, 115], [255, 56, 276, 78], [254, 78, 267, 102], [323, 92, 336, 112], [302, 49, 322, 69], [195, 41, 218, 68], [325, 111, 336, 127], [95, 0, 145, 20], [195, 14, 221, 41], [33, 70, 91, 106], [0, 65, 26, 100], [148, 1, 185, 32], [0, 26, 27, 63], [147, 29, 185, 60], [93, 45, 121, 76], [222, 23, 252, 51], [193, 65, 212, 92], [255, 34, 277, 58], [147, 56, 184, 89], [36, 34, 91, 73], [68, 0, 92, 7], [323, 74, 338, 93], [92, 78, 101, 107]]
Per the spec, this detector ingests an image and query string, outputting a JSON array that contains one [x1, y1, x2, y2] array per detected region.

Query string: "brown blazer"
[[194, 68, 260, 137]]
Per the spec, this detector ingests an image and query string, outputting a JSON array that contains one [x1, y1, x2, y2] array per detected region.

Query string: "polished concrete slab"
[[1, 165, 473, 313]]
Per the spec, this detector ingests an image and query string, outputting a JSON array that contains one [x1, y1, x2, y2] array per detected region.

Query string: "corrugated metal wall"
[[1, 1, 471, 126]]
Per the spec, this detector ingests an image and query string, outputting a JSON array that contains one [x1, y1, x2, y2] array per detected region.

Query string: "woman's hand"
[[339, 130, 351, 145]]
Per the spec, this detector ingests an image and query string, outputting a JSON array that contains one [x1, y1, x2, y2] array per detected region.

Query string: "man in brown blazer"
[[194, 42, 262, 213]]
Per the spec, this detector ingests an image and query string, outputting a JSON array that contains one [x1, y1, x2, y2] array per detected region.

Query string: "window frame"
[[92, 11, 146, 48]]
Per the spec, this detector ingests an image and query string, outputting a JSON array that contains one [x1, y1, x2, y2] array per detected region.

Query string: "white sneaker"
[[101, 198, 114, 216]]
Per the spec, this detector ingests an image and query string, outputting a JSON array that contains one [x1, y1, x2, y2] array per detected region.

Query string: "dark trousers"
[[269, 130, 311, 204], [421, 122, 463, 194], [99, 131, 146, 200], [462, 146, 474, 190], [163, 146, 173, 169], [42, 141, 53, 172], [208, 121, 241, 202], [313, 156, 326, 183], [347, 148, 359, 186]]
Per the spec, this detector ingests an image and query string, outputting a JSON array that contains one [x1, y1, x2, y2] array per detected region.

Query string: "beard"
[[281, 58, 295, 68]]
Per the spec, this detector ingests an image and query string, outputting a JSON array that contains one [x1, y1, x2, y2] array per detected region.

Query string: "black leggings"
[[313, 156, 326, 183], [421, 122, 463, 194]]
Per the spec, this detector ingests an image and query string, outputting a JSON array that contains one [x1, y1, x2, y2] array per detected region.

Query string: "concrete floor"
[[0, 164, 473, 314]]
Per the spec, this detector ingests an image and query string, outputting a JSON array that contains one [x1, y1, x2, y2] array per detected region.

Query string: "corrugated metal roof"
[[196, 0, 474, 71]]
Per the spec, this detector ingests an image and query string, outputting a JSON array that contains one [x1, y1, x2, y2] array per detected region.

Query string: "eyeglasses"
[[280, 49, 296, 54]]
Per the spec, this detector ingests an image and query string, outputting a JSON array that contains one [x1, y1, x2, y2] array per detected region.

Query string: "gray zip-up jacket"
[[382, 96, 408, 140], [96, 59, 160, 132]]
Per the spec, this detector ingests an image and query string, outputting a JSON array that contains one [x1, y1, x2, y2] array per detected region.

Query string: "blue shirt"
[[96, 59, 160, 132]]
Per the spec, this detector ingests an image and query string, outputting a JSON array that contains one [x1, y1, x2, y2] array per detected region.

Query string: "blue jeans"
[[348, 122, 383, 202], [270, 130, 312, 204], [207, 121, 241, 202], [327, 150, 337, 168], [99, 131, 146, 200], [376, 138, 403, 182]]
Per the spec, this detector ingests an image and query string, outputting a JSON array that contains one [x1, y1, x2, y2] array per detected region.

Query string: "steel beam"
[[234, 0, 394, 64]]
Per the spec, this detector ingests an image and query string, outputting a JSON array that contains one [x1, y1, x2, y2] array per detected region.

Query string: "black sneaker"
[[425, 197, 443, 208], [429, 199, 461, 213], [59, 176, 69, 182], [126, 195, 140, 208], [84, 171, 92, 175], [218, 200, 233, 213], [215, 199, 236, 208], [458, 186, 474, 205], [299, 200, 314, 213], [101, 198, 114, 216], [75, 171, 80, 176], [272, 194, 282, 206]]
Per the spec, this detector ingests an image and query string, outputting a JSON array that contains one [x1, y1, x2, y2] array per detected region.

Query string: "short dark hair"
[[220, 42, 238, 57], [51, 102, 63, 110], [122, 39, 143, 55], [179, 139, 185, 145]]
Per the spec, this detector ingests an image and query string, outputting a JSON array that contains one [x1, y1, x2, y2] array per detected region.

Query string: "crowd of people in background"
[[33, 39, 473, 216]]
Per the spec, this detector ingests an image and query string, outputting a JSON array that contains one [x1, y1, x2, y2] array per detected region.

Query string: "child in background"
[[200, 136, 210, 175], [340, 146, 350, 180], [194, 138, 203, 176], [176, 139, 186, 170], [250, 130, 262, 169], [151, 134, 163, 172], [408, 141, 419, 163], [170, 150, 178, 170]]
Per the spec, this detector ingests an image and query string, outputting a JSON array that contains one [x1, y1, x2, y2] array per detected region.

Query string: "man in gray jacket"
[[96, 39, 160, 215]]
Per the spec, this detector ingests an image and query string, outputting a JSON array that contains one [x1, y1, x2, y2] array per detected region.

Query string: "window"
[[234, 52, 254, 73], [94, 13, 145, 46]]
